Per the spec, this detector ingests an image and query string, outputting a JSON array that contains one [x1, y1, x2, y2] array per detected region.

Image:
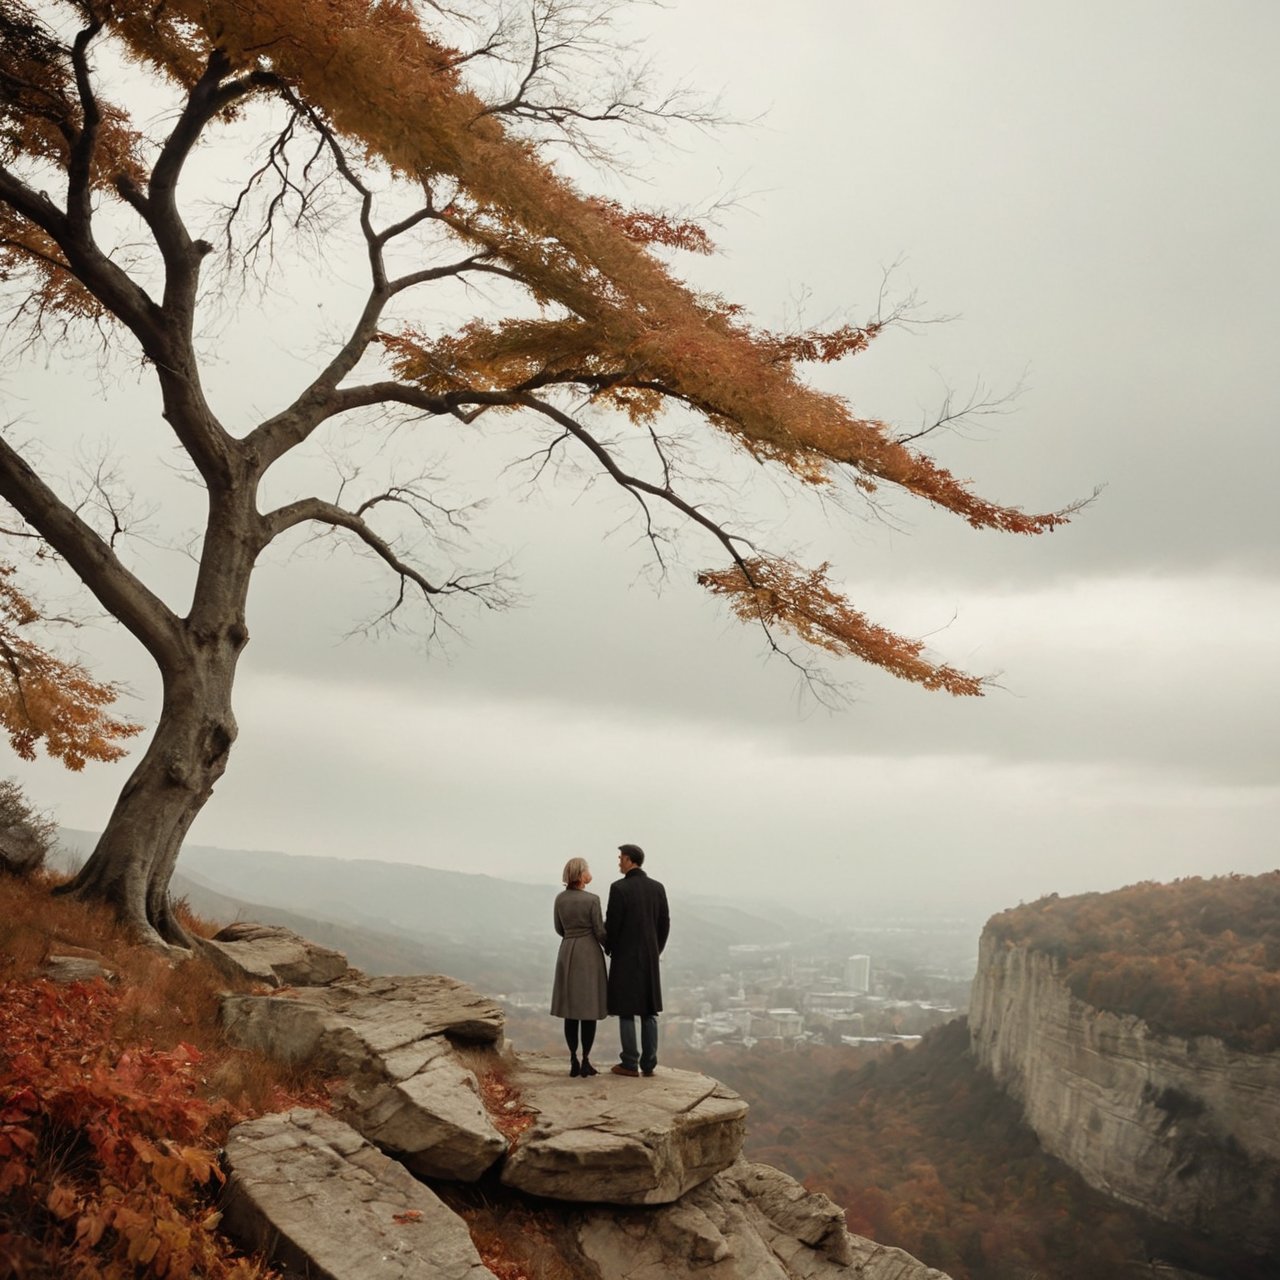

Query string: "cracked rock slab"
[[221, 972, 505, 1075], [204, 922, 351, 988], [221, 973, 507, 1181], [576, 1158, 950, 1280], [499, 1055, 747, 1205], [220, 1108, 492, 1280], [340, 1037, 506, 1180]]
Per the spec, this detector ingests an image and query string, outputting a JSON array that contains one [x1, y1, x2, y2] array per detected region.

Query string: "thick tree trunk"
[[56, 652, 241, 947], [55, 499, 255, 948]]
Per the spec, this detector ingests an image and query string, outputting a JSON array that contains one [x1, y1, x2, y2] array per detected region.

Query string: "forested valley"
[[668, 1024, 1271, 1280]]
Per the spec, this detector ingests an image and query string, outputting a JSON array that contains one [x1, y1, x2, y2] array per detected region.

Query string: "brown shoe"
[[610, 1064, 639, 1077]]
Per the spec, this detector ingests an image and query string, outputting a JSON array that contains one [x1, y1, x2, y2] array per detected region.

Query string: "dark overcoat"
[[605, 868, 670, 1016], [550, 889, 608, 1020]]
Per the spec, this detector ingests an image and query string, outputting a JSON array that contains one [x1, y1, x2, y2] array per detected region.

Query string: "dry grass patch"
[[439, 1187, 581, 1280], [453, 1043, 537, 1148]]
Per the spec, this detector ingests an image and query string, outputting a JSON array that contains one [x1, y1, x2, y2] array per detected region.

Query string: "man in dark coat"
[[605, 842, 670, 1077]]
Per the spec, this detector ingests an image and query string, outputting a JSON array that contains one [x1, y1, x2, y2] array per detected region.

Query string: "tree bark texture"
[[55, 498, 257, 947], [57, 631, 244, 946]]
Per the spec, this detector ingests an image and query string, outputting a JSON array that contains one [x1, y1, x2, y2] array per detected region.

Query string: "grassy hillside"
[[0, 869, 564, 1280]]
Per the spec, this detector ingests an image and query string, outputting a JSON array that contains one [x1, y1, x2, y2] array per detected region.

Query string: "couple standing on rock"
[[550, 843, 670, 1079]]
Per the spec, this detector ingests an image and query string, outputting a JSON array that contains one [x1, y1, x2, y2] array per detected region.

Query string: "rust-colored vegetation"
[[0, 565, 142, 771], [677, 1028, 1265, 1280], [0, 0, 1083, 715], [477, 1068, 536, 1147], [0, 870, 332, 1279], [987, 872, 1280, 1051], [439, 1190, 578, 1280]]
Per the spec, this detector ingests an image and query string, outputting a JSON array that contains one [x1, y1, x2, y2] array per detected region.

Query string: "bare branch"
[[893, 375, 1027, 446], [67, 445, 159, 552], [516, 390, 756, 571], [0, 430, 182, 667], [261, 493, 509, 631]]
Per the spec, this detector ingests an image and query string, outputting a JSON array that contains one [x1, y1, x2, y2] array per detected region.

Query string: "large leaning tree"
[[0, 0, 1079, 945]]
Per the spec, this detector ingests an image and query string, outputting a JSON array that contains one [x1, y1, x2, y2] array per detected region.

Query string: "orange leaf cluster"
[[0, 3, 144, 182], [1, 2, 146, 317], [0, 977, 272, 1279], [755, 321, 883, 366], [697, 558, 985, 696], [588, 198, 715, 255], [0, 212, 109, 322], [93, 0, 1070, 526], [0, 564, 143, 770]]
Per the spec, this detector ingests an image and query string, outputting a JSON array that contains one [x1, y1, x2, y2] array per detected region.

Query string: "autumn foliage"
[[987, 872, 1280, 1051], [0, 983, 259, 1280], [0, 0, 1079, 707], [0, 871, 332, 1279], [676, 1028, 1268, 1280], [0, 565, 141, 770]]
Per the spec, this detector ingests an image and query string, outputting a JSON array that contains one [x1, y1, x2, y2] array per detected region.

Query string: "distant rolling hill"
[[54, 830, 821, 991]]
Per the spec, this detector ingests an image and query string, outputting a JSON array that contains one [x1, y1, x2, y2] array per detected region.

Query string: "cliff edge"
[[209, 923, 949, 1280], [969, 928, 1280, 1257]]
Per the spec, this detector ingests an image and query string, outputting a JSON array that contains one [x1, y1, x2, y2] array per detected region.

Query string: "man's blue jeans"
[[618, 1015, 658, 1073]]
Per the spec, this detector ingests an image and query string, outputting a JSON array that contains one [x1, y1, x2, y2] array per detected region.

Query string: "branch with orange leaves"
[[698, 559, 986, 697], [0, 563, 143, 769], [513, 393, 982, 696]]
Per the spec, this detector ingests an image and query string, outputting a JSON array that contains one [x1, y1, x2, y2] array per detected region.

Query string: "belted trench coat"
[[550, 888, 609, 1020]]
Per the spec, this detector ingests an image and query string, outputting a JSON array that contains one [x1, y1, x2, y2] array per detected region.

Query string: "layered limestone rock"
[[969, 931, 1280, 1255], [341, 1039, 506, 1181], [221, 1115, 947, 1280], [222, 972, 508, 1180], [203, 921, 351, 988], [575, 1159, 947, 1280], [221, 972, 505, 1073], [500, 1055, 748, 1204], [221, 1109, 492, 1280], [215, 935, 949, 1278]]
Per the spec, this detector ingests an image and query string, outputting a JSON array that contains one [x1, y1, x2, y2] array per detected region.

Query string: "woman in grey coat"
[[551, 856, 609, 1076]]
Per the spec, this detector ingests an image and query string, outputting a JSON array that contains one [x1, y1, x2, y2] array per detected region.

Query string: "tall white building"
[[845, 954, 871, 993]]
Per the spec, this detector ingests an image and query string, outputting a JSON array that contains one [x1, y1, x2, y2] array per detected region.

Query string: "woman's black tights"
[[563, 1018, 597, 1057]]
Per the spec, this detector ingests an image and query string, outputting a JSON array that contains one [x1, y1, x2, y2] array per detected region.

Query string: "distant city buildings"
[[504, 918, 973, 1057], [652, 942, 962, 1052], [845, 954, 871, 993]]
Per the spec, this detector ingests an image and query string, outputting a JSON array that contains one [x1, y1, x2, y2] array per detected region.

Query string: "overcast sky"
[[7, 1, 1278, 924]]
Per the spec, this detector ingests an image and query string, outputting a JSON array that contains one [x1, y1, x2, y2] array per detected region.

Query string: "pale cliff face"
[[968, 932, 1280, 1255]]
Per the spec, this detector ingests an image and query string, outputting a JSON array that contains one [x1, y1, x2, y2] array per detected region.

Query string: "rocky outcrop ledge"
[[213, 925, 949, 1279], [969, 931, 1280, 1256]]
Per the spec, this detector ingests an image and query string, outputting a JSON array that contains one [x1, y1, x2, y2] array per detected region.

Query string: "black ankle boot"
[[580, 1058, 598, 1077], [569, 1054, 581, 1077]]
